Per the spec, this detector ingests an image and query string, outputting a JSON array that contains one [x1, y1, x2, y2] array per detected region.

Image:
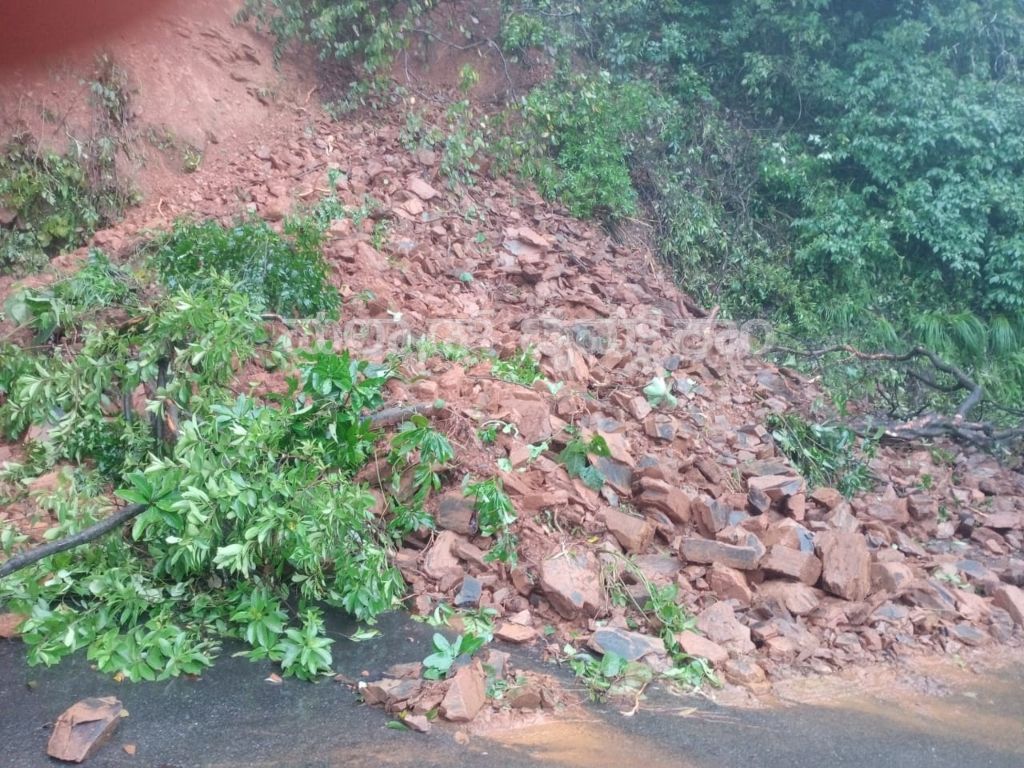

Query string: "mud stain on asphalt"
[[487, 718, 696, 768], [768, 655, 1024, 755]]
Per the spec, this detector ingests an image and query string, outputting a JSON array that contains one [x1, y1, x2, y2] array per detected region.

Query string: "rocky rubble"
[[351, 653, 568, 731], [3, 102, 1023, 711]]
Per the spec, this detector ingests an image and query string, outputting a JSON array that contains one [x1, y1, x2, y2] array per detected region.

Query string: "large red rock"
[[747, 475, 804, 502], [810, 487, 843, 510], [494, 622, 538, 644], [440, 663, 486, 722], [760, 545, 822, 585], [435, 492, 477, 535], [871, 561, 914, 593], [407, 176, 440, 200], [362, 678, 422, 709], [993, 584, 1024, 626], [602, 508, 655, 553], [693, 496, 743, 535], [696, 601, 754, 653], [539, 549, 605, 619], [680, 535, 765, 571], [588, 627, 666, 661], [723, 658, 768, 691], [634, 477, 691, 525], [0, 613, 26, 638], [865, 498, 910, 526], [422, 531, 463, 580], [815, 531, 872, 601], [47, 697, 123, 763], [675, 631, 728, 667], [708, 566, 753, 605], [756, 581, 821, 615]]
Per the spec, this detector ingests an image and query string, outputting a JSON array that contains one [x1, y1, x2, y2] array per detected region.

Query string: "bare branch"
[[0, 503, 145, 580], [767, 343, 1022, 449], [367, 401, 443, 428]]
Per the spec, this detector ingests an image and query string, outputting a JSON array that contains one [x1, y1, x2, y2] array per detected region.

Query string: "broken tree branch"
[[0, 503, 146, 580], [0, 402, 445, 580], [767, 343, 1022, 448], [367, 401, 443, 428]]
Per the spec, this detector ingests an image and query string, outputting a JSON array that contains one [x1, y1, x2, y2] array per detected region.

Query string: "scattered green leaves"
[[464, 476, 518, 566], [643, 375, 678, 409], [767, 413, 877, 497], [423, 632, 486, 680], [558, 432, 610, 490]]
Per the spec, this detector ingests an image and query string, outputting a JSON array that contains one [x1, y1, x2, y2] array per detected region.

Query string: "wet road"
[[2, 612, 1022, 767]]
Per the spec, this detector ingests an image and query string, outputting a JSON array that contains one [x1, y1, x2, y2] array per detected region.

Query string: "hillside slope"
[[0, 0, 1022, 709]]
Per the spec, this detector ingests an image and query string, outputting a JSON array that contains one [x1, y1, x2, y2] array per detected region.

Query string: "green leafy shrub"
[[422, 631, 486, 679], [0, 280, 264, 465], [238, 0, 430, 107], [465, 476, 518, 565], [491, 346, 544, 386], [504, 0, 1024, 421], [0, 137, 124, 275], [508, 72, 658, 220], [152, 218, 339, 318], [0, 297, 411, 679], [387, 413, 454, 536], [4, 250, 136, 341], [558, 432, 610, 490]]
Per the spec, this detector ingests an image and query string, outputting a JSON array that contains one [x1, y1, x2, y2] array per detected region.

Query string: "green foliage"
[[766, 413, 876, 497], [499, 12, 546, 54], [507, 72, 657, 220], [388, 414, 453, 536], [0, 136, 125, 275], [151, 217, 339, 318], [0, 281, 264, 470], [5, 251, 136, 341], [568, 649, 652, 702], [0, 252, 436, 681], [598, 560, 719, 693], [422, 631, 486, 680], [439, 100, 488, 189], [238, 0, 430, 108], [558, 432, 610, 490], [491, 346, 544, 387], [643, 375, 677, 409], [504, 0, 1024, 419], [401, 101, 489, 189], [464, 476, 518, 565], [477, 419, 516, 445], [88, 53, 133, 131]]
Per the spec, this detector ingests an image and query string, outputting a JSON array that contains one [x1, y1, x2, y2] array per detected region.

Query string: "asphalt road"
[[2, 612, 1022, 768]]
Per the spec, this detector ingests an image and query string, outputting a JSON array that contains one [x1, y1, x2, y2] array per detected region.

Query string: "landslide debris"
[[2, 97, 1022, 723]]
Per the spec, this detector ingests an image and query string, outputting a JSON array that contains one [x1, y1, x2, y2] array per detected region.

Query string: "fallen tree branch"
[[367, 401, 443, 428], [767, 343, 1022, 449], [0, 403, 445, 580], [851, 414, 1024, 448], [0, 503, 146, 580]]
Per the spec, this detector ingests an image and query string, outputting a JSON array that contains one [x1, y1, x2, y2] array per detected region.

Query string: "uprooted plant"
[[0, 307, 424, 679]]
